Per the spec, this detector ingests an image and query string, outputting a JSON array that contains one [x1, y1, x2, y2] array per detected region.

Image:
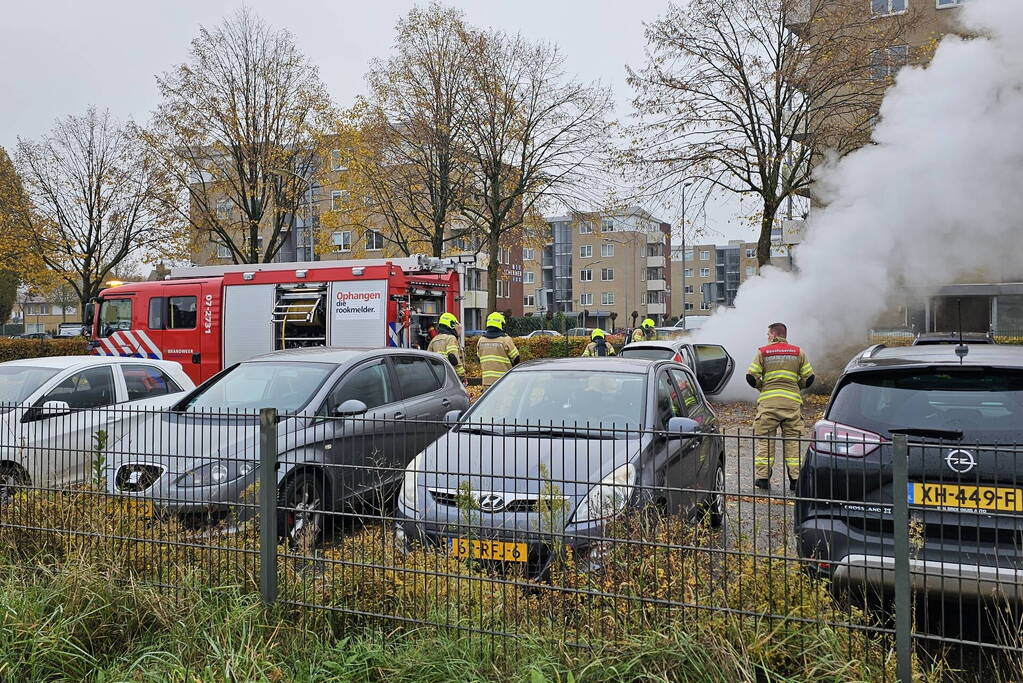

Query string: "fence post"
[[892, 433, 911, 682], [259, 407, 279, 605]]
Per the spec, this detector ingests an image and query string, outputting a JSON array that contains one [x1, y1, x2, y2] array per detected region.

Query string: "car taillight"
[[812, 419, 884, 457], [672, 352, 683, 363]]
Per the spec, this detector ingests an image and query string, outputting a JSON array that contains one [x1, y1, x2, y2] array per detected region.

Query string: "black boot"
[[789, 478, 798, 492], [754, 478, 770, 490]]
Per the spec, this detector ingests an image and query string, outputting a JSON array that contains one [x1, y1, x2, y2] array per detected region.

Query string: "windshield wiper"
[[456, 425, 506, 436], [501, 427, 617, 439], [889, 427, 964, 441]]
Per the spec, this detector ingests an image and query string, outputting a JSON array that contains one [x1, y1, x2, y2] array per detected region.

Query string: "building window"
[[331, 231, 351, 252], [579, 221, 593, 234], [366, 230, 384, 251], [936, 0, 964, 6], [700, 250, 710, 261], [685, 302, 694, 311], [579, 269, 593, 282], [601, 243, 614, 258], [579, 245, 593, 258], [498, 247, 511, 265], [746, 265, 755, 276], [872, 0, 907, 15], [700, 268, 710, 277], [684, 268, 693, 277], [331, 190, 349, 211], [701, 301, 713, 311], [684, 249, 693, 261], [523, 247, 534, 260], [215, 241, 232, 259], [601, 219, 615, 233], [215, 199, 232, 220], [331, 149, 346, 171], [497, 280, 510, 299], [579, 293, 593, 306], [601, 292, 614, 306], [600, 268, 614, 281], [684, 284, 694, 294], [524, 295, 535, 307], [871, 45, 909, 81], [524, 271, 535, 284], [745, 248, 755, 258]]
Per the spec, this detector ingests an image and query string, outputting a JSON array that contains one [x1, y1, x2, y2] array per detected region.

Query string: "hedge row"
[[0, 338, 89, 362]]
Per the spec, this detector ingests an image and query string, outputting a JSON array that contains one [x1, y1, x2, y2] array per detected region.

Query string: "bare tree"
[[354, 3, 474, 258], [460, 30, 614, 312], [140, 8, 332, 264], [629, 0, 907, 266], [14, 108, 180, 310]]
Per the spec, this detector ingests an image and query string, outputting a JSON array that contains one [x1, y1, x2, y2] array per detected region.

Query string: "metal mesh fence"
[[0, 404, 1021, 680]]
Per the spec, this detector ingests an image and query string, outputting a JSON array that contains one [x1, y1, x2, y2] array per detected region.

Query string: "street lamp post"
[[680, 181, 693, 329]]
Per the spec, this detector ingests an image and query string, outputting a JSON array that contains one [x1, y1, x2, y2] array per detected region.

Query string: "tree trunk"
[[756, 203, 780, 268], [431, 225, 444, 258], [486, 229, 500, 314], [249, 217, 260, 264]]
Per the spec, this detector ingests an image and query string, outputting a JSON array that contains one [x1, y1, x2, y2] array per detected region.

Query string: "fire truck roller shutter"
[[223, 284, 275, 366], [329, 280, 388, 349]]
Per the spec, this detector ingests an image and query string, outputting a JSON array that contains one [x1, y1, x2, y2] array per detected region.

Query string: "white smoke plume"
[[693, 0, 1023, 401]]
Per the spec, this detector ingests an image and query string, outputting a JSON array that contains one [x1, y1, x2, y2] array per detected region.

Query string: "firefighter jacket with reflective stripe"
[[477, 334, 520, 386], [582, 340, 616, 357], [631, 327, 656, 343], [746, 338, 814, 406], [427, 332, 464, 377]]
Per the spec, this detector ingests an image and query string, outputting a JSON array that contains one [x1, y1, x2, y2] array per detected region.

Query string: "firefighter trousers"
[[753, 401, 804, 480]]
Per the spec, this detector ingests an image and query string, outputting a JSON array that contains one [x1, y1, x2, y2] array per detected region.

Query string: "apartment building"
[[11, 293, 79, 334], [671, 241, 759, 318], [522, 207, 672, 329]]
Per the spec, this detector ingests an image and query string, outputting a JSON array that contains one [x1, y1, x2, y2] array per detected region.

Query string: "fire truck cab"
[[90, 256, 463, 385]]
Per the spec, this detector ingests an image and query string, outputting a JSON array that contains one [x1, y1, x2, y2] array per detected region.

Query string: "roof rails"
[[864, 343, 887, 358]]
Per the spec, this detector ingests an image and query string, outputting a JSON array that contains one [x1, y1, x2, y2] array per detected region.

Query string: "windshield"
[[463, 370, 646, 435], [829, 368, 1023, 441], [0, 366, 61, 407], [183, 361, 335, 413], [98, 298, 132, 337], [620, 347, 674, 361]]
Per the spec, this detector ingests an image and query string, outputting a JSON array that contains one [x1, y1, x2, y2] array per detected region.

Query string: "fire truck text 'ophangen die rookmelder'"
[[89, 256, 465, 384]]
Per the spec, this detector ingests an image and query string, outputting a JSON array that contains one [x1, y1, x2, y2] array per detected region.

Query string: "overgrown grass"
[[0, 487, 923, 680]]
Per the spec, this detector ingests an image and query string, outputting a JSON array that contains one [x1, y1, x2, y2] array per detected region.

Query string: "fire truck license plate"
[[448, 538, 528, 562], [908, 483, 1023, 512]]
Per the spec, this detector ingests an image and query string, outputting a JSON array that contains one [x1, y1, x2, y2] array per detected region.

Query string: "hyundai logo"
[[477, 493, 506, 512], [945, 449, 976, 474]]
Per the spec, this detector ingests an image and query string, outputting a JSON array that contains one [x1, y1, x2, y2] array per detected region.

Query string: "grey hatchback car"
[[106, 347, 469, 542], [395, 357, 730, 578]]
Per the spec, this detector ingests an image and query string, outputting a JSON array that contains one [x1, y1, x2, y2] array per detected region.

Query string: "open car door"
[[689, 344, 734, 395]]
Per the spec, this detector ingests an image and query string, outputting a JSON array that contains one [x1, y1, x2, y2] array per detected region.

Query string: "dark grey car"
[[618, 341, 734, 397], [106, 347, 469, 543], [395, 357, 731, 578]]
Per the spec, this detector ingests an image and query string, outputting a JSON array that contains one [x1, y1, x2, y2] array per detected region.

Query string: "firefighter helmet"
[[591, 328, 606, 340], [439, 312, 459, 328], [486, 312, 506, 330], [642, 318, 656, 329]]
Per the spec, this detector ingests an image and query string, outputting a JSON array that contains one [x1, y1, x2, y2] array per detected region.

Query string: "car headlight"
[[399, 456, 422, 512], [571, 463, 636, 524], [176, 460, 255, 488]]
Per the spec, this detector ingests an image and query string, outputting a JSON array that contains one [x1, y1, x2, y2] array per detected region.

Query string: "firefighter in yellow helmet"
[[427, 312, 465, 383], [631, 318, 658, 343], [477, 312, 520, 387], [581, 328, 616, 357], [746, 322, 815, 492]]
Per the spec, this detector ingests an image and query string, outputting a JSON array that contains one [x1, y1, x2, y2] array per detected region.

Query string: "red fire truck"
[[89, 256, 465, 385]]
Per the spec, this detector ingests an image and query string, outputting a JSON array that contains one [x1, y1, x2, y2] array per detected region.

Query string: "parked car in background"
[[523, 330, 562, 338], [56, 323, 86, 338], [0, 356, 193, 498], [796, 344, 1023, 601], [396, 356, 733, 579], [106, 347, 470, 545], [17, 332, 51, 340], [564, 327, 593, 337], [618, 341, 735, 397], [912, 331, 995, 345]]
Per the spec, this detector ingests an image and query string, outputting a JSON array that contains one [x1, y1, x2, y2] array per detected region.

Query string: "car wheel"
[[0, 464, 28, 504], [278, 471, 327, 549], [707, 461, 725, 528]]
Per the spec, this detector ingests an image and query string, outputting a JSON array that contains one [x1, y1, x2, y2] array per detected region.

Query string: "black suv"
[[795, 344, 1023, 601]]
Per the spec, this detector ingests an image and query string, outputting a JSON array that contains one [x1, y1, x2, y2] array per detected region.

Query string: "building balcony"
[[647, 279, 667, 292], [646, 303, 667, 315], [647, 255, 665, 268], [784, 109, 809, 143], [462, 291, 489, 309], [784, 0, 811, 36]]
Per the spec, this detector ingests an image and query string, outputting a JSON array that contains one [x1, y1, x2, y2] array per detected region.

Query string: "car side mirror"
[[443, 409, 463, 426], [667, 416, 699, 434], [38, 400, 73, 417], [335, 399, 368, 417]]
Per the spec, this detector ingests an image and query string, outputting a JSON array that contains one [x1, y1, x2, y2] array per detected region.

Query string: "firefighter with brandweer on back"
[[477, 312, 520, 387], [746, 322, 815, 492], [427, 312, 465, 384]]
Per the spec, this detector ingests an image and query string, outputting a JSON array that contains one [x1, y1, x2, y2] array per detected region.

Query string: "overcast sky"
[[0, 0, 754, 242]]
